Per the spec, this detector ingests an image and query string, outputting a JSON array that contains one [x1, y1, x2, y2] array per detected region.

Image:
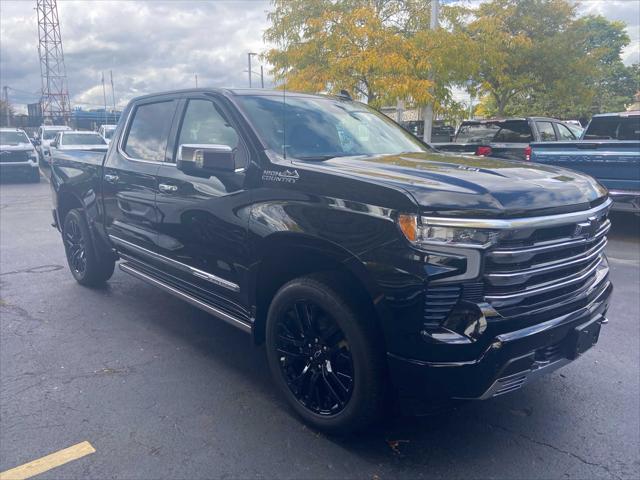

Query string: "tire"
[[265, 273, 387, 434], [62, 209, 115, 287]]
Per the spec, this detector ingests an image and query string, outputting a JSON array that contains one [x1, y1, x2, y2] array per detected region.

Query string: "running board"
[[119, 262, 252, 334]]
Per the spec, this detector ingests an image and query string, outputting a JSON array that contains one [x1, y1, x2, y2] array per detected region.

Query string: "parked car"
[[434, 117, 580, 160], [531, 111, 640, 214], [98, 124, 118, 144], [402, 120, 455, 142], [48, 131, 109, 161], [35, 125, 72, 163], [0, 128, 40, 182], [50, 88, 612, 433]]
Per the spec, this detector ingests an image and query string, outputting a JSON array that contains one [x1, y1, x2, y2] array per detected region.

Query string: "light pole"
[[422, 0, 439, 143], [248, 52, 258, 88]]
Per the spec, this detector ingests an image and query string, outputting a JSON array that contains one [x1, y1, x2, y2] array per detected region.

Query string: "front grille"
[[484, 214, 610, 316], [0, 150, 30, 163]]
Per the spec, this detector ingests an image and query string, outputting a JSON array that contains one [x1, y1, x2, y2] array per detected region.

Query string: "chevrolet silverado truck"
[[434, 117, 581, 160], [0, 128, 40, 182], [50, 89, 613, 433], [531, 111, 640, 214]]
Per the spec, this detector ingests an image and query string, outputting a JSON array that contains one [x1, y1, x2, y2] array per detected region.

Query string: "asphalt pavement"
[[1, 173, 639, 479]]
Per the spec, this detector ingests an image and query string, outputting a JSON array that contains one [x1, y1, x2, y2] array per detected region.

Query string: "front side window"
[[61, 133, 106, 145], [0, 131, 30, 145], [536, 121, 557, 141], [235, 95, 428, 160], [123, 101, 175, 161], [177, 100, 239, 149]]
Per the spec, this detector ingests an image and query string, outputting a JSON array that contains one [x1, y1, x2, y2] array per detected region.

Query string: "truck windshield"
[[0, 131, 30, 145], [62, 133, 106, 145], [235, 94, 428, 160], [42, 129, 67, 140], [584, 115, 640, 140]]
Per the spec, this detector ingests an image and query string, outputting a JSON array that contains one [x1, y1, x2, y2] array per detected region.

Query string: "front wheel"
[[62, 209, 115, 287], [265, 274, 387, 434]]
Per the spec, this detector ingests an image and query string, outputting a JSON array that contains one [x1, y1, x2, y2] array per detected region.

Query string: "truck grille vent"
[[424, 285, 461, 326], [483, 215, 610, 317]]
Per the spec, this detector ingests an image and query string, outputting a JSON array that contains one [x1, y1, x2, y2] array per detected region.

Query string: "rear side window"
[[585, 116, 640, 140], [492, 121, 534, 143], [123, 101, 175, 161], [536, 121, 557, 141], [556, 124, 575, 141]]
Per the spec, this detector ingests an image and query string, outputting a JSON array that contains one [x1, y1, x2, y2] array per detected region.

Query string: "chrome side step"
[[119, 262, 252, 334]]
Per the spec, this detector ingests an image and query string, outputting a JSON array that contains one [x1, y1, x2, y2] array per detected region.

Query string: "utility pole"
[[260, 65, 264, 88], [2, 86, 10, 127], [422, 0, 439, 143], [110, 70, 116, 114], [248, 52, 257, 88], [195, 74, 198, 88], [101, 72, 108, 125]]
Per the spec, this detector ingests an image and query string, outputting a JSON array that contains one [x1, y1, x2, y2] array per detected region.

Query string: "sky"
[[1, 0, 638, 113]]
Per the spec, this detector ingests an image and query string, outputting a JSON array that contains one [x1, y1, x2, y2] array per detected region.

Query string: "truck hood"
[[0, 144, 34, 152], [309, 151, 607, 217]]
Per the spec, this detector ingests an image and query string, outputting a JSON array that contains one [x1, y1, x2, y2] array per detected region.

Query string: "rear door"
[[102, 98, 178, 258], [153, 94, 253, 319]]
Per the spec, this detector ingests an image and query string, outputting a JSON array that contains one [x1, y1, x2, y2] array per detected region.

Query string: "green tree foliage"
[[264, 0, 473, 108]]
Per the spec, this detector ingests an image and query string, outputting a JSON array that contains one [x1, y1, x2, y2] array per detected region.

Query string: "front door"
[[102, 99, 177, 257], [153, 96, 252, 320]]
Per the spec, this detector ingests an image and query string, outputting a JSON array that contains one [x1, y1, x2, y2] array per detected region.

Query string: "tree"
[[464, 0, 578, 117], [263, 0, 473, 109]]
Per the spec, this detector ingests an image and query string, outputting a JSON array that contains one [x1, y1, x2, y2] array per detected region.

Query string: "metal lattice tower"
[[36, 0, 71, 123]]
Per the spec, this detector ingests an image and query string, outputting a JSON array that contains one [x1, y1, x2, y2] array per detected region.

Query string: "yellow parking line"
[[0, 441, 95, 480]]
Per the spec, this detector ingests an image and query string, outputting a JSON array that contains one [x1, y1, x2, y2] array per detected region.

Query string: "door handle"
[[159, 183, 178, 193], [104, 174, 119, 184]]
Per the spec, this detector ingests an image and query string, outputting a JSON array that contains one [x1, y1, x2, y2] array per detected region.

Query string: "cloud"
[[0, 0, 271, 111]]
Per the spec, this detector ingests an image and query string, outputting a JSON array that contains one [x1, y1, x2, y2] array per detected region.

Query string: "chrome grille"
[[484, 215, 610, 315]]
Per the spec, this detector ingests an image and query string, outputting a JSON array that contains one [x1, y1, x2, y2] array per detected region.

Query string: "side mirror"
[[177, 144, 236, 174], [50, 141, 58, 148], [33, 138, 41, 146]]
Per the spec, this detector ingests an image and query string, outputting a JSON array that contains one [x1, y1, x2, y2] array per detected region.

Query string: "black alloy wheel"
[[62, 208, 115, 286], [64, 215, 87, 275], [275, 300, 354, 416]]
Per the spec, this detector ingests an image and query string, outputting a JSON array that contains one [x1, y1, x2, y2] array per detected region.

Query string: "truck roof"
[[129, 87, 347, 103], [462, 117, 561, 123], [591, 111, 640, 118]]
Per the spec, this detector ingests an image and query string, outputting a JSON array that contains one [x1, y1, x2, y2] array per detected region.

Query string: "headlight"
[[398, 214, 499, 248]]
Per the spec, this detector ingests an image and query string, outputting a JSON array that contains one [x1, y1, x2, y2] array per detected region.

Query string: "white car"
[[98, 124, 117, 144], [48, 131, 109, 160], [36, 125, 72, 162], [0, 128, 40, 182]]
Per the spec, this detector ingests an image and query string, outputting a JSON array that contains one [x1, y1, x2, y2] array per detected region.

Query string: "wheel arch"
[[250, 232, 390, 345]]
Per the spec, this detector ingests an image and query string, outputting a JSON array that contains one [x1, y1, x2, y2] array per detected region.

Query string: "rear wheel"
[[62, 209, 115, 287], [265, 274, 387, 434]]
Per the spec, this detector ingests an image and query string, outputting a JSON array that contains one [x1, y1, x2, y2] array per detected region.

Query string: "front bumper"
[[609, 189, 640, 214], [0, 162, 39, 175], [388, 279, 612, 400]]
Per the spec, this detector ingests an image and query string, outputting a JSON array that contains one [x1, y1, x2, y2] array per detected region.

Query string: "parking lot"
[[1, 173, 638, 480]]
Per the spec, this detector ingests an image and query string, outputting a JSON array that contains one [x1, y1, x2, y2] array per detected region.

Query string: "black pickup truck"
[[50, 89, 612, 433]]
